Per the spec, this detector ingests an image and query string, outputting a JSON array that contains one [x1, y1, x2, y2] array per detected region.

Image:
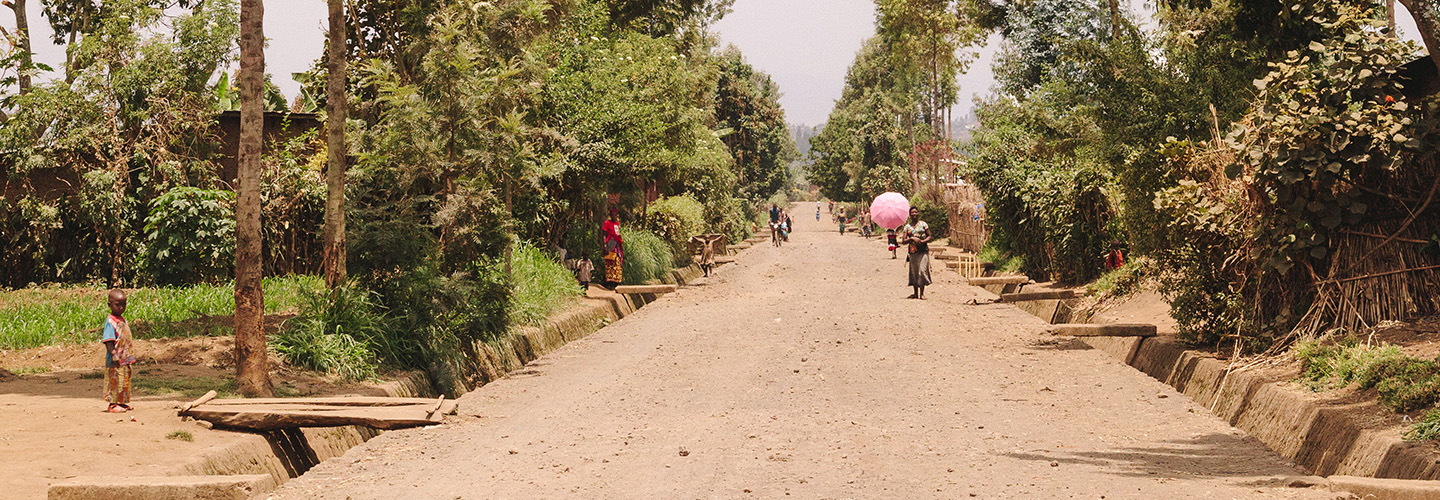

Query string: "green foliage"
[[166, 430, 195, 442], [643, 195, 705, 252], [912, 197, 948, 244], [1153, 1, 1436, 343], [509, 242, 582, 326], [1086, 257, 1154, 299], [271, 285, 385, 380], [1293, 339, 1440, 413], [0, 0, 238, 287], [620, 227, 673, 285], [977, 243, 1024, 274], [1293, 339, 1405, 391], [703, 195, 754, 244], [0, 276, 321, 350], [965, 100, 1113, 283], [1405, 408, 1440, 442], [714, 49, 798, 200], [142, 188, 235, 286]]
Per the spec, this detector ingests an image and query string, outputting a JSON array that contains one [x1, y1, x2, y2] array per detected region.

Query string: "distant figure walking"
[[602, 209, 624, 289], [837, 208, 847, 235], [769, 204, 780, 225], [903, 207, 932, 299], [577, 253, 594, 290]]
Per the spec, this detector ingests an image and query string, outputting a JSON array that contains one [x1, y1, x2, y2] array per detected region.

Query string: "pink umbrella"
[[869, 192, 910, 229]]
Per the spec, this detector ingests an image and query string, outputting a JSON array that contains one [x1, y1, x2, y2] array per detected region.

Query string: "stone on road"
[[267, 216, 1330, 499]]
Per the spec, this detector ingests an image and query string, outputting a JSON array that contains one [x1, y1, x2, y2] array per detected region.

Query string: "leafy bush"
[[141, 187, 236, 286], [912, 197, 949, 243], [643, 195, 705, 263], [1153, 2, 1438, 345], [271, 285, 384, 381], [620, 227, 672, 285], [509, 242, 582, 326], [704, 196, 753, 244]]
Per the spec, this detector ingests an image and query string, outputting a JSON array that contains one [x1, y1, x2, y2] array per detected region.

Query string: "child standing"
[[102, 289, 137, 413], [577, 254, 594, 290], [886, 227, 898, 259]]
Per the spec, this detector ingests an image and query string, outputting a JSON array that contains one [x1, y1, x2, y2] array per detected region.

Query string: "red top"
[[603, 220, 622, 244]]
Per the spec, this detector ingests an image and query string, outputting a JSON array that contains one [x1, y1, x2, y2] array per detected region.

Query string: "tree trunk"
[[235, 0, 272, 398], [1399, 0, 1440, 76], [1108, 0, 1121, 40], [8, 0, 31, 94], [322, 0, 348, 289], [1389, 0, 1398, 36]]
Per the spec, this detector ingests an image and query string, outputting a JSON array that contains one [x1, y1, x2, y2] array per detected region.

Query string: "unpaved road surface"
[[269, 216, 1333, 499]]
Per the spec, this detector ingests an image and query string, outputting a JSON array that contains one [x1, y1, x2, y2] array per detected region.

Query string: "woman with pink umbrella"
[[870, 193, 930, 298]]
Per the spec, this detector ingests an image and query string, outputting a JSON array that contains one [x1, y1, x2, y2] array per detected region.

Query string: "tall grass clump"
[[0, 275, 322, 349], [509, 242, 582, 326], [270, 285, 383, 380], [620, 227, 673, 285]]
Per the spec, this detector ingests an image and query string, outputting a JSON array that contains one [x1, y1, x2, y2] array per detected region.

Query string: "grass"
[[133, 375, 237, 398], [0, 275, 321, 350], [620, 228, 674, 286], [510, 242, 583, 327], [1086, 257, 1154, 299], [1293, 339, 1440, 412], [977, 244, 1025, 275], [270, 285, 383, 381], [13, 366, 49, 375], [165, 430, 194, 442]]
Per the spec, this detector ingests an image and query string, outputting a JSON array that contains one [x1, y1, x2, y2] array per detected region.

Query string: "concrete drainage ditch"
[[48, 260, 723, 500], [980, 275, 1440, 499]]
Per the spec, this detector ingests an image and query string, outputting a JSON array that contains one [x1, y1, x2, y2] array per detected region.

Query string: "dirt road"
[[268, 214, 1333, 499]]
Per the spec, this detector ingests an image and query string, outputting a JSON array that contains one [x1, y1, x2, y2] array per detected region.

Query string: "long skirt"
[[604, 252, 623, 285], [105, 364, 132, 405], [908, 251, 932, 287]]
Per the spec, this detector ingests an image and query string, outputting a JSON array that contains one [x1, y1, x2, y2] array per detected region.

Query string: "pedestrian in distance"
[[903, 207, 933, 299], [886, 227, 899, 259], [769, 204, 780, 224], [101, 289, 137, 413], [577, 253, 594, 291], [602, 209, 624, 289]]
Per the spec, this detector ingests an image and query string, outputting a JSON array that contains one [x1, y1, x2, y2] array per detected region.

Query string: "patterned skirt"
[[908, 251, 932, 287]]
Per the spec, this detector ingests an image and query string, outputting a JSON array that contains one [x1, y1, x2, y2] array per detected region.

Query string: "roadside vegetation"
[[0, 276, 319, 350], [1294, 337, 1440, 440]]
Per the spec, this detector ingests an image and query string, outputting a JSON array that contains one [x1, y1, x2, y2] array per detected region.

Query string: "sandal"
[[105, 404, 128, 413]]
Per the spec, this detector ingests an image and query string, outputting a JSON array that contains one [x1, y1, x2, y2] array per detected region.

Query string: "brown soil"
[[0, 333, 414, 500], [267, 216, 1333, 500]]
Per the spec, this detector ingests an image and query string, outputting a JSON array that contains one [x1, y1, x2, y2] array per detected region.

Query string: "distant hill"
[[790, 123, 821, 156]]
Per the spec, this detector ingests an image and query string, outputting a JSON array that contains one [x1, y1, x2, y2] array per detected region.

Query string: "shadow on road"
[[1000, 433, 1296, 478]]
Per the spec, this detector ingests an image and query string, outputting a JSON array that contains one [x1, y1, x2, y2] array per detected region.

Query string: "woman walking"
[[602, 209, 624, 289], [903, 207, 932, 299]]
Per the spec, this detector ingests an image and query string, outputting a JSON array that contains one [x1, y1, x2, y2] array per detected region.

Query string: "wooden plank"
[[201, 396, 438, 407], [181, 400, 443, 431], [999, 290, 1075, 302], [181, 390, 218, 412], [613, 284, 678, 294], [968, 276, 1029, 286], [1049, 323, 1157, 337]]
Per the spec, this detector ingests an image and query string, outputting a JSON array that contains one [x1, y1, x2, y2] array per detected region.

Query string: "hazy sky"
[[1, 1, 1426, 127]]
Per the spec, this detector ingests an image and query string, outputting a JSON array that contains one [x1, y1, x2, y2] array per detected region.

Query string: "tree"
[[3, 0, 32, 93], [234, 0, 270, 397], [1396, 0, 1440, 73], [713, 48, 797, 200], [323, 0, 348, 289]]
